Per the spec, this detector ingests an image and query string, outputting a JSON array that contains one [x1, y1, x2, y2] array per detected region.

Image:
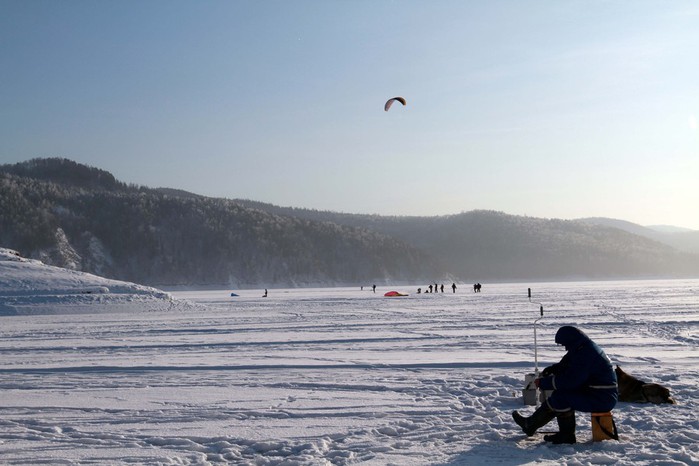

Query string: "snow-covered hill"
[[0, 248, 175, 315]]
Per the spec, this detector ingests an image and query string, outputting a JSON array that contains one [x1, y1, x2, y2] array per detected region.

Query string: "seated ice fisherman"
[[512, 326, 618, 444]]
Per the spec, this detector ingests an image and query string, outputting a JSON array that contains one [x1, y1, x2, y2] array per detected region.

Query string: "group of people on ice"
[[369, 282, 487, 295], [416, 282, 459, 294], [417, 283, 444, 293]]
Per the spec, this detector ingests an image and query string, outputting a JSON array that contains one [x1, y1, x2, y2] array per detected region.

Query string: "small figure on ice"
[[512, 326, 618, 444]]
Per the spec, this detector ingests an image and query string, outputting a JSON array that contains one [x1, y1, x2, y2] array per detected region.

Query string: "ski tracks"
[[593, 300, 699, 350]]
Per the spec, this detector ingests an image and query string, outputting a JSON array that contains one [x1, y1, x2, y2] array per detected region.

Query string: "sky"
[[2, 1, 699, 229]]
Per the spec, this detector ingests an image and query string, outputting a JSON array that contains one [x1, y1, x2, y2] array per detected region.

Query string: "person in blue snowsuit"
[[513, 326, 618, 444]]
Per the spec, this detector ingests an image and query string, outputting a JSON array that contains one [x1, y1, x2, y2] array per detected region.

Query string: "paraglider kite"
[[384, 96, 406, 112]]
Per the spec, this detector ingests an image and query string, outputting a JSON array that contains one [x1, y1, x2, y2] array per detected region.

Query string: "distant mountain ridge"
[[1, 158, 698, 285], [234, 202, 699, 280], [647, 225, 696, 234], [577, 217, 699, 254], [0, 157, 126, 191]]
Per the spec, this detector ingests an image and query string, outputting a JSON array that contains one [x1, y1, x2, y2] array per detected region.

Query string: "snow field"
[[1, 280, 698, 465]]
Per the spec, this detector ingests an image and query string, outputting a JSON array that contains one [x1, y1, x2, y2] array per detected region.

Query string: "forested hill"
[[0, 158, 440, 287], [2, 158, 699, 286], [234, 201, 699, 281]]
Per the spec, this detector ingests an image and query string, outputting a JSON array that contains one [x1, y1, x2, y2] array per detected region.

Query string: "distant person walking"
[[263, 289, 268, 297], [440, 284, 444, 293], [452, 283, 457, 293], [372, 284, 376, 293]]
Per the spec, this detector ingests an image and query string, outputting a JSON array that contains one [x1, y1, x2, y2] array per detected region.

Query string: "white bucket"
[[522, 373, 537, 405]]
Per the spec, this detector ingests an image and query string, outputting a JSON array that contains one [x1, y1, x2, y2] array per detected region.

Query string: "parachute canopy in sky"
[[384, 96, 406, 112]]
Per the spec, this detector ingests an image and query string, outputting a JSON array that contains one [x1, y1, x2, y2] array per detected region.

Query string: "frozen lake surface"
[[1, 280, 698, 465]]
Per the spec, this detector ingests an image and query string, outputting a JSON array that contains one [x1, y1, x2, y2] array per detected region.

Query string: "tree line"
[[0, 159, 440, 286]]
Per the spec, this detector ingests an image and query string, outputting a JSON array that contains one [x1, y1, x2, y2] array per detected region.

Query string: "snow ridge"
[[0, 247, 180, 315]]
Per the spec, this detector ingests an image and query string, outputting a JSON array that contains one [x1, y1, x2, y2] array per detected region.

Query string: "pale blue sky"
[[2, 1, 698, 228]]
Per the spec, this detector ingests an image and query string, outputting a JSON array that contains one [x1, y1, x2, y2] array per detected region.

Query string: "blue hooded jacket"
[[539, 326, 617, 392]]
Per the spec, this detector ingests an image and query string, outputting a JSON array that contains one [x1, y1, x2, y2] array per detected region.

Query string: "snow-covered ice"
[[1, 250, 698, 464]]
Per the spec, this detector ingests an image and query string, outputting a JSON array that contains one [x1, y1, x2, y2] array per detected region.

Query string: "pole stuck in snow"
[[526, 288, 545, 406], [527, 287, 544, 374], [534, 303, 544, 376]]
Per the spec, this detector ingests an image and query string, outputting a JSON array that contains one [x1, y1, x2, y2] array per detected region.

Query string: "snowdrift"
[[0, 248, 174, 315]]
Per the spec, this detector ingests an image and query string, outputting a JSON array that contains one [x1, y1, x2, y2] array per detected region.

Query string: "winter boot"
[[544, 410, 576, 444], [512, 403, 556, 436]]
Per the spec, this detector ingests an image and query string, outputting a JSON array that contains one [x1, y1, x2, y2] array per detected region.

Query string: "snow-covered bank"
[[1, 278, 698, 465], [0, 248, 178, 315]]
